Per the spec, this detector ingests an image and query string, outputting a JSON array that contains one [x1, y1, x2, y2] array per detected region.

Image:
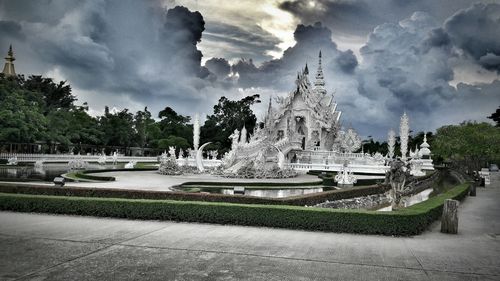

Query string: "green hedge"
[[0, 183, 388, 206], [0, 183, 469, 236]]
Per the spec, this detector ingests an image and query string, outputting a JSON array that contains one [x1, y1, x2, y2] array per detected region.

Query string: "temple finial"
[[2, 44, 16, 77], [314, 50, 326, 95]]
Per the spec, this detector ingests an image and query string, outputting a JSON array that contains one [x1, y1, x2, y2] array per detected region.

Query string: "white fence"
[[0, 153, 224, 167]]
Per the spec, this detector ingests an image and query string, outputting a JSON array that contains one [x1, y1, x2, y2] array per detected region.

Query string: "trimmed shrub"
[[0, 183, 469, 236]]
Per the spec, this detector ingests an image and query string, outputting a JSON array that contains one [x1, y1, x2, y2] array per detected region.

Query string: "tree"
[[23, 75, 76, 114], [201, 94, 260, 154], [433, 122, 500, 172], [99, 106, 136, 148], [157, 136, 190, 151], [0, 74, 47, 143], [134, 107, 158, 154], [487, 107, 500, 127], [157, 106, 192, 146]]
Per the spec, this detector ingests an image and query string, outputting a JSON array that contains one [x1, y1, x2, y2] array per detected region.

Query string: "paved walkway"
[[0, 173, 499, 280]]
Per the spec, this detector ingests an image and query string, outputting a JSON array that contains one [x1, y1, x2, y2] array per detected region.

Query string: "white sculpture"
[[196, 142, 211, 172], [410, 160, 425, 176], [7, 156, 18, 166], [419, 133, 431, 158], [400, 112, 409, 162], [124, 161, 136, 169], [240, 126, 247, 144], [229, 129, 240, 150], [34, 160, 44, 169], [335, 162, 357, 186], [112, 151, 118, 165], [337, 128, 362, 153], [387, 129, 396, 159], [68, 153, 88, 170], [97, 153, 107, 165], [419, 133, 434, 170], [168, 146, 176, 158], [193, 113, 200, 151]]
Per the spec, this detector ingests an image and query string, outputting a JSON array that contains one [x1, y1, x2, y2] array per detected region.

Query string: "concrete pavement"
[[0, 173, 499, 280]]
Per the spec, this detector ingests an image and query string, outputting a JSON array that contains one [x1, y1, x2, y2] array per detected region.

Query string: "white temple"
[[180, 51, 434, 177], [220, 52, 388, 175]]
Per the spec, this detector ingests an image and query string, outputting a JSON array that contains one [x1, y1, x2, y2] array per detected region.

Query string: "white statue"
[[112, 151, 118, 165], [34, 160, 44, 169], [229, 129, 240, 150], [124, 161, 136, 169], [335, 162, 357, 186], [410, 160, 425, 176], [400, 112, 409, 162], [7, 156, 18, 166], [97, 153, 107, 165], [168, 146, 176, 158]]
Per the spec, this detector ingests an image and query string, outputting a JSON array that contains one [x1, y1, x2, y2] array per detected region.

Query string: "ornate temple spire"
[[314, 50, 326, 95], [399, 112, 410, 162], [264, 96, 273, 130], [304, 63, 309, 75], [2, 45, 16, 77]]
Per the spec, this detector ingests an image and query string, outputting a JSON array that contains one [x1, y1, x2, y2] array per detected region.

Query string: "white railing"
[[287, 162, 389, 174], [1, 153, 157, 163], [0, 152, 224, 166]]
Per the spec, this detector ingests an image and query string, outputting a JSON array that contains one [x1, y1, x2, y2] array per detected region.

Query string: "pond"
[[0, 163, 122, 182], [177, 185, 336, 198]]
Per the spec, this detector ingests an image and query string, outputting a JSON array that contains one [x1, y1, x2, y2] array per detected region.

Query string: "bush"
[[0, 183, 469, 236]]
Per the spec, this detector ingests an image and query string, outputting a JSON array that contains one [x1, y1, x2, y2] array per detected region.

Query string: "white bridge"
[[286, 163, 389, 174]]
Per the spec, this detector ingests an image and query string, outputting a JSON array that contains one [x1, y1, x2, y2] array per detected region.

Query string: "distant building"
[[2, 45, 16, 77]]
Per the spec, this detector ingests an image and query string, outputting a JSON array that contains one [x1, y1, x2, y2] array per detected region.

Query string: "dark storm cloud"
[[444, 3, 500, 72], [279, 0, 377, 36], [0, 20, 25, 40], [205, 57, 231, 78], [0, 0, 81, 24], [279, 0, 483, 38], [349, 8, 499, 137], [231, 22, 358, 89], [161, 6, 206, 77]]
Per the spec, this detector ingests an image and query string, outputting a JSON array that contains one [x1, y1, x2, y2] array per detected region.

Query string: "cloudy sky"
[[1, 0, 499, 139]]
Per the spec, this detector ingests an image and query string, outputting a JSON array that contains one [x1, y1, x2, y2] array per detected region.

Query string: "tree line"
[[0, 74, 258, 155]]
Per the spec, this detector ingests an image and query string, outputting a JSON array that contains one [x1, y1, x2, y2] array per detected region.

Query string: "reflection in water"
[[221, 188, 324, 198], [0, 163, 121, 182]]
